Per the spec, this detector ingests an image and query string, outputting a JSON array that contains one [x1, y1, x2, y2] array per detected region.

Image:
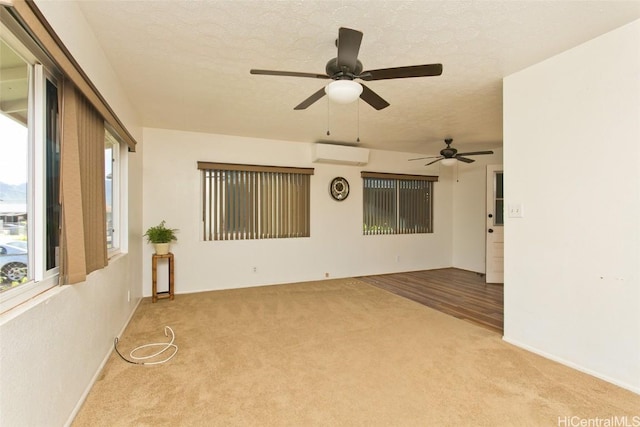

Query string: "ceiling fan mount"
[[325, 58, 363, 80], [440, 138, 457, 158], [409, 138, 494, 166], [250, 27, 443, 111]]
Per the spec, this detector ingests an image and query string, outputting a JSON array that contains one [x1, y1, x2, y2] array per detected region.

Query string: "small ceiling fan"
[[409, 138, 494, 166], [250, 27, 443, 111]]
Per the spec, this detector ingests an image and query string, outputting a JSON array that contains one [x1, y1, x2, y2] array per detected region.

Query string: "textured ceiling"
[[76, 0, 640, 155]]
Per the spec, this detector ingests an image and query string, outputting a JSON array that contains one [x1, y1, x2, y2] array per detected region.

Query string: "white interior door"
[[486, 165, 504, 283]]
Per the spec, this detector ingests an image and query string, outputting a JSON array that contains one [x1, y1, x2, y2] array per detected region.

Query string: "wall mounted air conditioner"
[[311, 143, 370, 166]]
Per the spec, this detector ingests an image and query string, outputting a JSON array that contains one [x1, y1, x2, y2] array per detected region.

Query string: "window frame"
[[0, 25, 61, 313]]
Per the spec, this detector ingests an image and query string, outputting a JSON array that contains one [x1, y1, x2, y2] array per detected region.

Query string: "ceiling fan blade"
[[456, 150, 494, 156], [426, 158, 443, 166], [293, 87, 327, 110], [337, 27, 363, 72], [360, 64, 443, 81], [456, 156, 475, 164], [408, 156, 439, 161], [250, 69, 330, 79], [360, 84, 390, 110]]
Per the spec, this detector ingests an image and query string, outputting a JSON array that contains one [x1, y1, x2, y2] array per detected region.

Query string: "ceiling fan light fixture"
[[441, 158, 457, 167], [325, 80, 363, 104]]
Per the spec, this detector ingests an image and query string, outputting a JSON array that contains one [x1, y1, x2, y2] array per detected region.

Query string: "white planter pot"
[[154, 243, 170, 255]]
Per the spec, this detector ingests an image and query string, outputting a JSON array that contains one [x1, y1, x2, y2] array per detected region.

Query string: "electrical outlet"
[[396, 255, 400, 262], [252, 266, 257, 273], [325, 272, 329, 278]]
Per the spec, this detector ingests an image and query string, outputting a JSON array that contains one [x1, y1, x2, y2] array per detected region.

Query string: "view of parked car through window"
[[0, 243, 27, 288]]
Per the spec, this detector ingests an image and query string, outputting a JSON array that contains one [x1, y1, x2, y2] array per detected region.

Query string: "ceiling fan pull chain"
[[356, 98, 360, 143], [326, 98, 331, 136]]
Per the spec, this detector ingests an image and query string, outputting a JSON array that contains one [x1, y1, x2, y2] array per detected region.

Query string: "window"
[[362, 172, 437, 235], [105, 128, 120, 252], [0, 22, 61, 308], [45, 79, 61, 271], [198, 162, 314, 241], [492, 171, 504, 226]]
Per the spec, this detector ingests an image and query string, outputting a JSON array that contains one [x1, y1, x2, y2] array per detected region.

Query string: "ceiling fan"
[[409, 138, 494, 166], [250, 27, 443, 111]]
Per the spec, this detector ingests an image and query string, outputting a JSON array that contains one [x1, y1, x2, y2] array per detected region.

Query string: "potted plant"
[[144, 220, 178, 255]]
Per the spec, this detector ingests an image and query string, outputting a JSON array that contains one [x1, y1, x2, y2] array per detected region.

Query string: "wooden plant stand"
[[152, 252, 174, 303]]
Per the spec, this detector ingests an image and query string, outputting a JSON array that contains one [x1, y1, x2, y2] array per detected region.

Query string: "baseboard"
[[502, 335, 640, 395], [64, 297, 143, 427]]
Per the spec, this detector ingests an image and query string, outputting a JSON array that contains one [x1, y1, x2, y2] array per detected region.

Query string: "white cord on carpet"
[[114, 326, 178, 365]]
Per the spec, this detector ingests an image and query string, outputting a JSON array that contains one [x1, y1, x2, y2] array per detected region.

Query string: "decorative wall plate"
[[330, 177, 350, 201]]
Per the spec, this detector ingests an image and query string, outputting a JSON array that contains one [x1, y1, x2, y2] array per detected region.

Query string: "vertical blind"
[[198, 162, 314, 241], [361, 172, 437, 235], [60, 79, 108, 284], [363, 178, 396, 234], [398, 179, 432, 234]]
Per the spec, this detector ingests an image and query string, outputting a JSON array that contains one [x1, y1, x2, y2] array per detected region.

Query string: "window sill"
[[107, 250, 126, 264], [0, 277, 61, 324]]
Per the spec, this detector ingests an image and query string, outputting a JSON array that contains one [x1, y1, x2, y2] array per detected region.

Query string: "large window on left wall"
[[0, 21, 61, 311], [0, 16, 127, 313]]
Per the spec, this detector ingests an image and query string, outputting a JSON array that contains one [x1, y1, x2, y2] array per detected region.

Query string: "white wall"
[[0, 258, 138, 426], [452, 149, 503, 273], [0, 2, 144, 425], [503, 20, 640, 392], [142, 128, 454, 295]]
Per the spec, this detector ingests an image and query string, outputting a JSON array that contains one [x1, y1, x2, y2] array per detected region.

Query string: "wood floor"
[[358, 268, 504, 334]]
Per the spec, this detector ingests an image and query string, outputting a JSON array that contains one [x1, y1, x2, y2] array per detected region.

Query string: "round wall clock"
[[330, 177, 350, 201]]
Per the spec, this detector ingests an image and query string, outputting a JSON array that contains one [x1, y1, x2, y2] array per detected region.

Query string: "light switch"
[[508, 203, 524, 218]]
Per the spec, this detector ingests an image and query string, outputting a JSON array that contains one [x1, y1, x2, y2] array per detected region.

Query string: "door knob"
[[488, 213, 493, 218], [488, 228, 494, 233]]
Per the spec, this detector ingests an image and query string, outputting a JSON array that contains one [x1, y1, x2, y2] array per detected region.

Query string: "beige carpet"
[[73, 279, 639, 426]]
